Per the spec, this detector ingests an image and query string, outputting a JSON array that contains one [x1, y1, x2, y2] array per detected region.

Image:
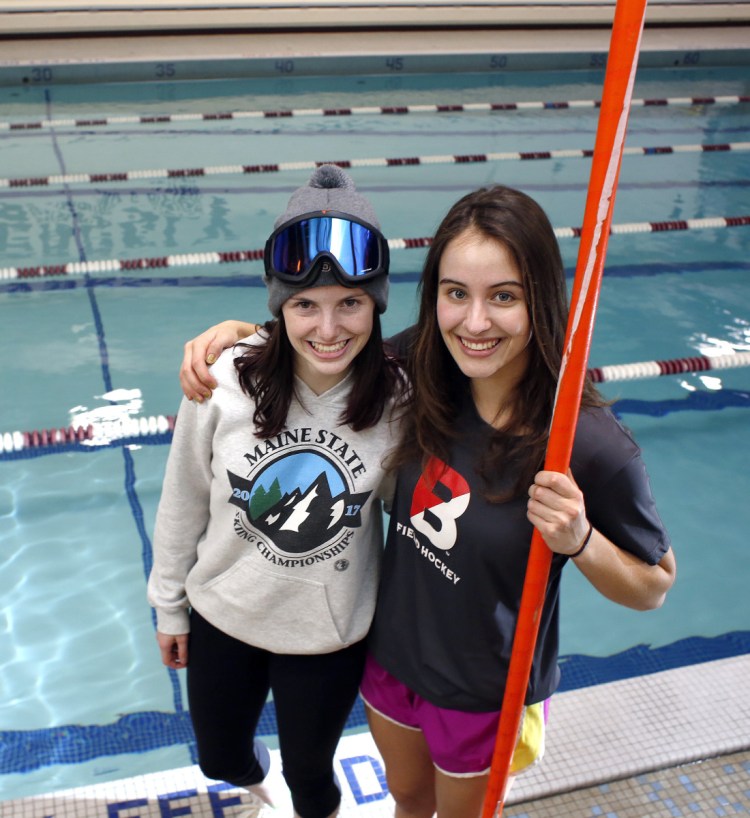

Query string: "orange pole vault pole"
[[481, 1, 649, 815]]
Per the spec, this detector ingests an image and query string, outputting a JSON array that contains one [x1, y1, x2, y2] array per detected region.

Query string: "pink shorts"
[[360, 653, 548, 777]]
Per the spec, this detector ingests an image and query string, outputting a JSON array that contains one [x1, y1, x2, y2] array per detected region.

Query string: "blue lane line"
[[613, 388, 750, 417], [39, 90, 194, 759]]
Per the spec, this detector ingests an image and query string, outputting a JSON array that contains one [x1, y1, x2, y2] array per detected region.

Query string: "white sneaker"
[[235, 791, 279, 817]]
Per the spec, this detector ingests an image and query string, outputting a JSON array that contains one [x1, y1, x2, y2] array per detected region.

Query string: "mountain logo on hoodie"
[[227, 449, 372, 554]]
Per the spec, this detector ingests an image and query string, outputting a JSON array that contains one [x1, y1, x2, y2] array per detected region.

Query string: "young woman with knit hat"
[[148, 165, 405, 818]]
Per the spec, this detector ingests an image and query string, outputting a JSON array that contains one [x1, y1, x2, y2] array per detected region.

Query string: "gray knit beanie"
[[265, 165, 389, 316]]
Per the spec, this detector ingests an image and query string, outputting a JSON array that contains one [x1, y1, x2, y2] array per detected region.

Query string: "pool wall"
[[1, 1, 750, 87], [2, 0, 749, 36]]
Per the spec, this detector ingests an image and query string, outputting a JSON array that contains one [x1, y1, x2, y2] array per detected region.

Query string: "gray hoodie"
[[148, 336, 402, 654]]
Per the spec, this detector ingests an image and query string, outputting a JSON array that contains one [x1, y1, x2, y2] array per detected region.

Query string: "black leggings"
[[187, 609, 366, 818]]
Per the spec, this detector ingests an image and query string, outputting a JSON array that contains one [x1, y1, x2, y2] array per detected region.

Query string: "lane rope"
[[2, 214, 748, 281], [0, 415, 175, 455], [1, 93, 747, 133], [2, 353, 748, 457], [2, 140, 748, 190], [589, 351, 750, 382]]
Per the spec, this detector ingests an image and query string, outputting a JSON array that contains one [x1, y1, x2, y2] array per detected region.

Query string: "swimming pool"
[[0, 57, 748, 802]]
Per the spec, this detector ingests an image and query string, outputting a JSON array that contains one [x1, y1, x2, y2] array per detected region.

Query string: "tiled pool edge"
[[511, 652, 750, 801], [2, 655, 747, 816]]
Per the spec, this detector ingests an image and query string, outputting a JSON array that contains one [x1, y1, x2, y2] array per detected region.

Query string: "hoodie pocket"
[[194, 558, 344, 653]]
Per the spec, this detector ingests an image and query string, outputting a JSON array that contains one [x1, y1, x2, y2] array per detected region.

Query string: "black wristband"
[[570, 523, 593, 559]]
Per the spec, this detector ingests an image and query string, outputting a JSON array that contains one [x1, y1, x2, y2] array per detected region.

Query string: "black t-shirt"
[[369, 377, 671, 712]]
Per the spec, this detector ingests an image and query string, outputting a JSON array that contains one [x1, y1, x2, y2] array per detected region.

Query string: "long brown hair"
[[391, 184, 604, 498], [234, 311, 403, 438]]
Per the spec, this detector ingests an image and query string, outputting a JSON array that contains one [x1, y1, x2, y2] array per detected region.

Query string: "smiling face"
[[281, 284, 375, 394], [436, 227, 531, 408]]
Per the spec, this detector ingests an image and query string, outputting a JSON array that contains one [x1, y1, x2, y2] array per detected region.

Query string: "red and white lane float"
[[1, 140, 748, 190], [1, 92, 747, 133], [2, 353, 748, 457], [1, 215, 748, 281]]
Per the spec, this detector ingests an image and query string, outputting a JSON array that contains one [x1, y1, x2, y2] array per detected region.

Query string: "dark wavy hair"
[[391, 184, 604, 499], [234, 310, 403, 438]]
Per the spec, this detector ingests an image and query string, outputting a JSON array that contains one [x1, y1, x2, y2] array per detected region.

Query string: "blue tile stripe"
[[0, 712, 194, 773], [1, 632, 747, 776], [558, 631, 750, 691]]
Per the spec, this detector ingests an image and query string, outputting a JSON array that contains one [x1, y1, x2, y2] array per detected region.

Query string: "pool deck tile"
[[2, 655, 748, 817]]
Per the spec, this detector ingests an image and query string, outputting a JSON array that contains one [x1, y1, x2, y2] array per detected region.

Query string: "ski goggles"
[[264, 211, 389, 285]]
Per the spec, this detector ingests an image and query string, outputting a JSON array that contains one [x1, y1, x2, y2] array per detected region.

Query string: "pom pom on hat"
[[274, 164, 381, 230]]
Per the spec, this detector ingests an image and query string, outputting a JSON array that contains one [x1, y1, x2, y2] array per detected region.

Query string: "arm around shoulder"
[[180, 320, 259, 401]]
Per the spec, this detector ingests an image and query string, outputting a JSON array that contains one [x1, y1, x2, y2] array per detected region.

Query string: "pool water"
[[0, 61, 749, 800]]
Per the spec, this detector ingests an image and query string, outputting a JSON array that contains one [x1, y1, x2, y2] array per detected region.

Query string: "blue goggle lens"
[[267, 215, 386, 281]]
